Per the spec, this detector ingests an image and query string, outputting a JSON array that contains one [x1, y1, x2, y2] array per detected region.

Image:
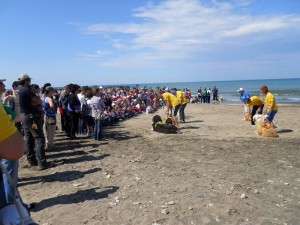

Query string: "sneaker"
[[37, 165, 48, 170], [23, 203, 36, 210], [23, 162, 38, 169]]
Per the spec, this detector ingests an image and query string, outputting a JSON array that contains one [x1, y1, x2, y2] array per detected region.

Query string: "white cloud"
[[77, 50, 112, 59], [76, 0, 300, 66]]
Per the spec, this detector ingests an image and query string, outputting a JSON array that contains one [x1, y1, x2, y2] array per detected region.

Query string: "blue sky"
[[1, 0, 300, 87]]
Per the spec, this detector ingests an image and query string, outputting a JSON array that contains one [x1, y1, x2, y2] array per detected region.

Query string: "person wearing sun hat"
[[17, 73, 48, 170]]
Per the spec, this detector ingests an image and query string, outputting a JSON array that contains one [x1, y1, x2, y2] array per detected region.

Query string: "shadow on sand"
[[32, 186, 119, 211]]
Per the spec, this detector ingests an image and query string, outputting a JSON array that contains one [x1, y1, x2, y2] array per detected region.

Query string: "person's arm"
[[0, 131, 25, 159], [46, 97, 55, 108]]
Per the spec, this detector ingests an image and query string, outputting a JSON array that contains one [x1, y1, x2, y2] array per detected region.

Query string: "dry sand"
[[19, 104, 300, 225]]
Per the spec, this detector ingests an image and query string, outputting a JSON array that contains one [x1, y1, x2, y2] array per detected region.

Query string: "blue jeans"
[[78, 116, 87, 134], [1, 159, 18, 204], [179, 103, 187, 122], [94, 119, 103, 140], [21, 113, 46, 167]]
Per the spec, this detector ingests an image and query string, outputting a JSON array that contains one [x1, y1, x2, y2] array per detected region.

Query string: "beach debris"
[[135, 176, 142, 181], [253, 189, 260, 194], [109, 201, 118, 206], [188, 207, 194, 210], [284, 182, 289, 186], [167, 201, 175, 205], [161, 209, 170, 214], [207, 203, 214, 208], [161, 205, 168, 209], [215, 216, 221, 222], [240, 193, 247, 199], [133, 202, 141, 205], [226, 186, 235, 195], [73, 183, 84, 187], [227, 208, 238, 215], [267, 180, 274, 184], [106, 174, 111, 179]]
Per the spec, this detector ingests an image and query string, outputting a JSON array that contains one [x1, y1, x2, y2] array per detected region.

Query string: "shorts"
[[266, 110, 277, 122], [171, 104, 180, 117]]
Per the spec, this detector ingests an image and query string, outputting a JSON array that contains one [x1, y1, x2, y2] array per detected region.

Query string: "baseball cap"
[[237, 88, 244, 92]]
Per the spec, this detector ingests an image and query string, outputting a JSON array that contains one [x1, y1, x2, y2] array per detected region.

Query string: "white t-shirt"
[[77, 93, 87, 109]]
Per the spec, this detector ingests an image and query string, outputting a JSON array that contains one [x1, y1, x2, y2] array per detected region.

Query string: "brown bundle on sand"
[[244, 112, 251, 121], [257, 125, 263, 136], [257, 124, 279, 138], [262, 127, 279, 138]]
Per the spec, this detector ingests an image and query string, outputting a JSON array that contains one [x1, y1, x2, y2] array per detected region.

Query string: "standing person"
[[202, 88, 208, 103], [17, 74, 48, 170], [67, 84, 81, 139], [260, 85, 278, 128], [207, 88, 211, 103], [42, 86, 57, 149], [58, 85, 70, 134], [0, 79, 22, 204], [85, 90, 94, 136], [0, 100, 24, 207], [237, 88, 250, 112], [197, 87, 203, 103], [246, 96, 264, 126], [161, 90, 180, 128], [89, 86, 106, 141], [77, 86, 88, 136], [3, 81, 22, 132], [212, 86, 218, 103], [174, 88, 187, 123]]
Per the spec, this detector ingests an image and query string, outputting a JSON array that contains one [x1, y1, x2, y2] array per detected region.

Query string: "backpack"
[[81, 103, 91, 116]]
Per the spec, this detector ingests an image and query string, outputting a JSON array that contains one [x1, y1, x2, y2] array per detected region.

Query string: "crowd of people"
[[1, 75, 196, 171]]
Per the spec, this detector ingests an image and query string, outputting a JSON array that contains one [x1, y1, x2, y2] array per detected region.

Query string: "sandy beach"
[[18, 103, 300, 225]]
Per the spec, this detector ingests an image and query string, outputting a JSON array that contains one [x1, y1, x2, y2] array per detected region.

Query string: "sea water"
[[134, 78, 300, 104]]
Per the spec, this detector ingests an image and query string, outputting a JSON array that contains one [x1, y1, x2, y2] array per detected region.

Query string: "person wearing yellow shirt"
[[161, 91, 179, 128], [260, 85, 278, 128], [174, 88, 187, 123], [246, 96, 264, 125]]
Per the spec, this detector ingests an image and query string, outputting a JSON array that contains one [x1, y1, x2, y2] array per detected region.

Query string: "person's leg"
[[1, 159, 18, 203], [99, 120, 103, 139], [180, 103, 187, 122], [251, 105, 259, 125], [94, 120, 100, 140], [70, 113, 79, 138], [172, 105, 180, 128], [266, 110, 277, 128], [21, 114, 37, 165], [31, 119, 47, 168], [47, 124, 56, 148]]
